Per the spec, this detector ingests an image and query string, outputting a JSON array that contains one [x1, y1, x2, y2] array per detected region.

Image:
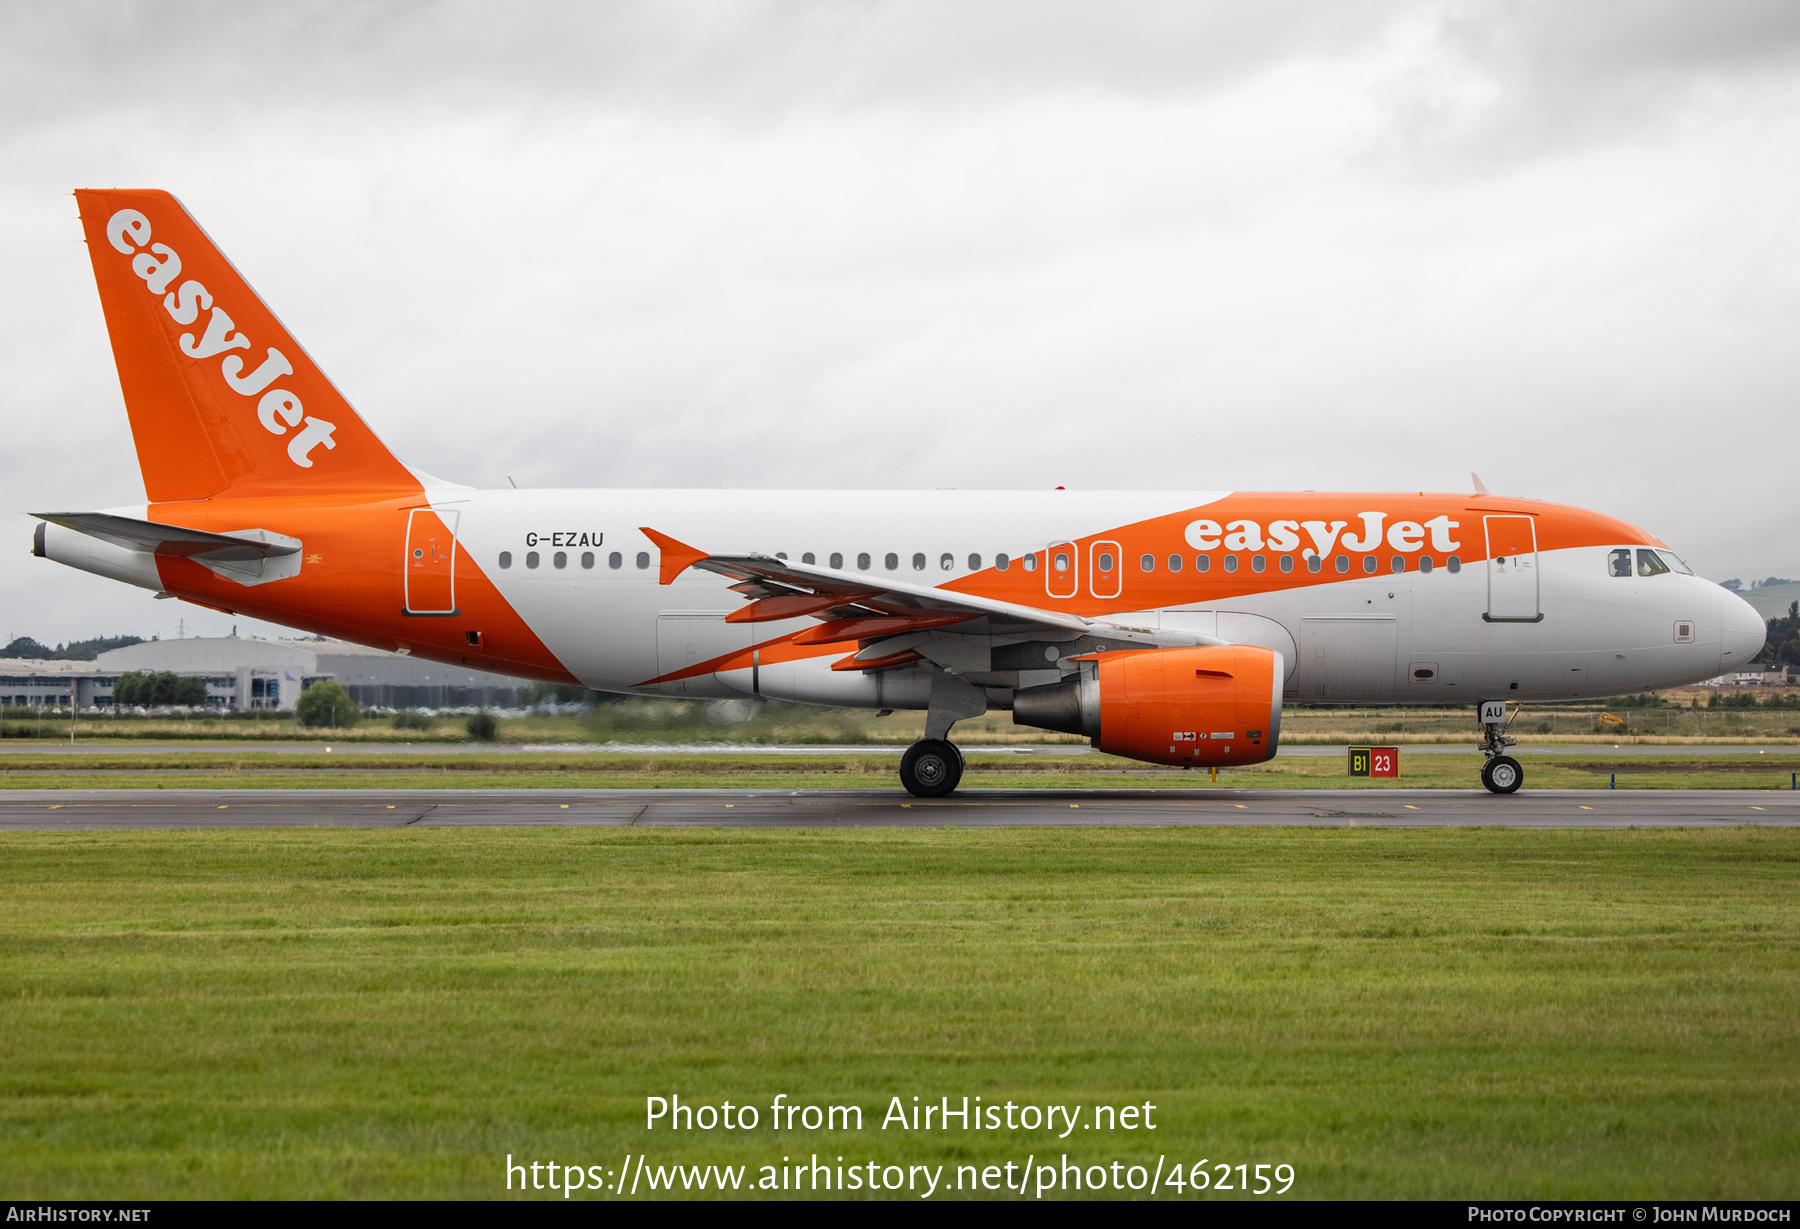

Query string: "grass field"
[[9, 692, 1800, 746], [5, 748, 1800, 791], [2, 827, 1797, 1199]]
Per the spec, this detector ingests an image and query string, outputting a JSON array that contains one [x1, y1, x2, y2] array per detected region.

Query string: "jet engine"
[[1012, 645, 1283, 767]]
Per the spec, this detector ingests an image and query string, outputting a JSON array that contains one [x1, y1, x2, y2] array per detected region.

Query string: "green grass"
[[2, 828, 1797, 1199], [5, 749, 1800, 790], [12, 693, 1800, 745]]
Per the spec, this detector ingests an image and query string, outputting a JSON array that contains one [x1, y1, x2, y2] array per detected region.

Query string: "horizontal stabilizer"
[[34, 512, 299, 561], [33, 511, 302, 588]]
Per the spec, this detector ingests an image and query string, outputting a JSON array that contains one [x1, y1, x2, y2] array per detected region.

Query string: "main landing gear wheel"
[[1481, 755, 1523, 795], [900, 739, 964, 798]]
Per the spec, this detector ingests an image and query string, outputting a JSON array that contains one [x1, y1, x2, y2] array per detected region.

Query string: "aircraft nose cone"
[[1721, 591, 1767, 670]]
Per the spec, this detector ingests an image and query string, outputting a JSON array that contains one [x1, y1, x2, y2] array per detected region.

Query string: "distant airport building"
[[0, 635, 526, 711]]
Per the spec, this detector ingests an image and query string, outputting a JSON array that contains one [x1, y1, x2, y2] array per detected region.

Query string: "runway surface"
[[3, 787, 1797, 829]]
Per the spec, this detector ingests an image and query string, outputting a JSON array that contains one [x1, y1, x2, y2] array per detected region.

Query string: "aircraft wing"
[[642, 527, 1218, 654]]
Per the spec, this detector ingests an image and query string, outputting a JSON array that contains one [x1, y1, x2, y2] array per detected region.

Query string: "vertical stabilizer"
[[75, 189, 419, 502]]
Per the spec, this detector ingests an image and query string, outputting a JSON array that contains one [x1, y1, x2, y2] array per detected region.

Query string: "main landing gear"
[[900, 739, 965, 798], [1478, 699, 1523, 795], [898, 671, 984, 798]]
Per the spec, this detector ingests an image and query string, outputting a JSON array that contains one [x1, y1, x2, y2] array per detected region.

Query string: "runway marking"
[[1236, 804, 1248, 810], [560, 804, 569, 809], [1404, 805, 1419, 809], [1752, 806, 1765, 811], [1579, 805, 1593, 810], [1070, 804, 1079, 808], [217, 805, 228, 809]]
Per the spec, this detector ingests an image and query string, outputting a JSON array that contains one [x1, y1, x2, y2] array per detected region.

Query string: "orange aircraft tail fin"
[[75, 189, 420, 503]]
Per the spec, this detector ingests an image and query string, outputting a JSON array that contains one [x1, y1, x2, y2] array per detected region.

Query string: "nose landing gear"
[[1477, 699, 1523, 794]]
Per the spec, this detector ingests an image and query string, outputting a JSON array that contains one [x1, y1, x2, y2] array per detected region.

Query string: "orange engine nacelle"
[[1012, 645, 1283, 767]]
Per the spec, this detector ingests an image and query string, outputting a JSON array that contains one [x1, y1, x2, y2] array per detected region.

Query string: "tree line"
[[4, 635, 145, 661], [1759, 601, 1800, 668], [112, 671, 209, 707]]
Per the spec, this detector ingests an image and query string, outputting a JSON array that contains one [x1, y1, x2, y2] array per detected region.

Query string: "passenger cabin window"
[[1637, 548, 1671, 577], [885, 553, 899, 570], [1140, 554, 1155, 572], [1251, 555, 1265, 573], [498, 551, 512, 569], [1196, 555, 1211, 573], [1608, 549, 1633, 578], [802, 552, 815, 564], [1447, 556, 1461, 573], [941, 553, 954, 571], [609, 551, 622, 568], [1022, 554, 1038, 572], [1096, 552, 1114, 573], [581, 551, 594, 569], [1223, 556, 1239, 573], [1335, 555, 1349, 573], [526, 551, 540, 569], [830, 552, 843, 568], [1419, 556, 1433, 573], [553, 551, 567, 569], [1306, 555, 1322, 573], [635, 552, 650, 569], [995, 553, 1009, 571], [968, 553, 982, 570], [1167, 554, 1182, 572], [1279, 555, 1293, 573], [856, 553, 870, 570], [912, 553, 926, 571]]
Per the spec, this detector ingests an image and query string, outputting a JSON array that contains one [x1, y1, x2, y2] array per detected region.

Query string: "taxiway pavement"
[[2, 787, 1796, 829]]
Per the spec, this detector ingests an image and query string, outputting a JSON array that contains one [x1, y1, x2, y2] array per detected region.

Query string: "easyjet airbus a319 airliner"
[[33, 190, 1766, 795]]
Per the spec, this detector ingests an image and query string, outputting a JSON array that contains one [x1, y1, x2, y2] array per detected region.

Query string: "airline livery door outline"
[[1047, 541, 1079, 599], [404, 508, 459, 615], [1484, 515, 1541, 623], [1090, 540, 1122, 599]]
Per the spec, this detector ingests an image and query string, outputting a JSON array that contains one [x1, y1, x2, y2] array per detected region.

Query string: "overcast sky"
[[4, 0, 1798, 644]]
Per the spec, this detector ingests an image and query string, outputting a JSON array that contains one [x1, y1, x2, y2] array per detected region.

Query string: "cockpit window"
[[1607, 549, 1632, 578], [1656, 550, 1693, 576], [1637, 548, 1671, 577]]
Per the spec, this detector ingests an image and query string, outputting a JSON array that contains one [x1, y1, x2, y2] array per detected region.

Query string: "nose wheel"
[[1481, 755, 1523, 794], [1477, 700, 1523, 794], [900, 739, 964, 798]]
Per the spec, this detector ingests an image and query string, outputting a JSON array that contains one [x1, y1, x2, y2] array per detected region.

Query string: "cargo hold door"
[[404, 507, 459, 615], [1484, 515, 1541, 623]]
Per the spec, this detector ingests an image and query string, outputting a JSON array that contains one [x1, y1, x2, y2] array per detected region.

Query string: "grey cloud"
[[0, 1, 1410, 125]]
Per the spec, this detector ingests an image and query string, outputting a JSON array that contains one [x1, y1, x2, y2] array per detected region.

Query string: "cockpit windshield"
[[1611, 547, 1694, 578]]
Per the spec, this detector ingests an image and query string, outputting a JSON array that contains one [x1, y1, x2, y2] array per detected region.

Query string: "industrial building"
[[0, 635, 527, 711]]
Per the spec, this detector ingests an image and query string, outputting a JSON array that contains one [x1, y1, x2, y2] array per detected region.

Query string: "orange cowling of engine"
[[1014, 644, 1282, 768], [1089, 644, 1282, 767]]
